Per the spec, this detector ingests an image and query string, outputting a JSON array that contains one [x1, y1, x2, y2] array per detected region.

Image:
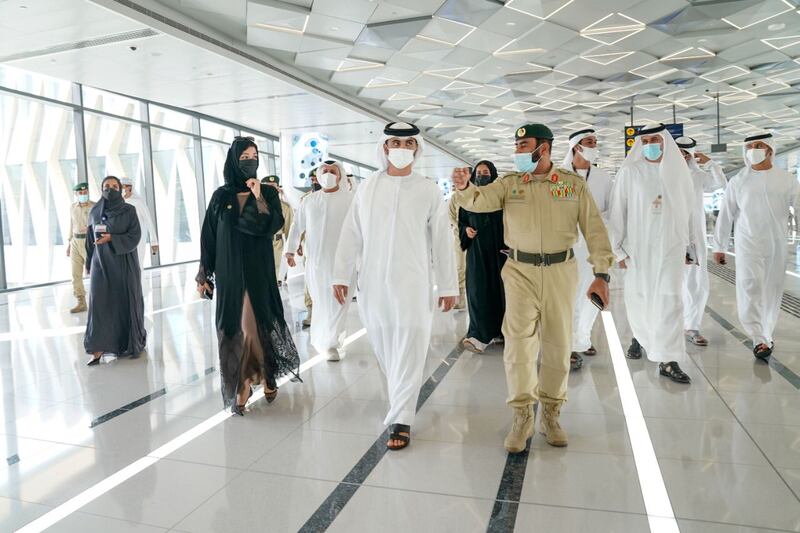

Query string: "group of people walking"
[[69, 117, 798, 456]]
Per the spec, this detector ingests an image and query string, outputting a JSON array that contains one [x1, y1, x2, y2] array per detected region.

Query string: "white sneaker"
[[463, 337, 487, 353], [326, 348, 341, 362]]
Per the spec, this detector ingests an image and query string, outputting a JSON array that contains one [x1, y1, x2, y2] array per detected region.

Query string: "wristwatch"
[[594, 273, 611, 283]]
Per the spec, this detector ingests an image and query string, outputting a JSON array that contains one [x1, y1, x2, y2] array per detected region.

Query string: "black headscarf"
[[98, 175, 126, 216], [470, 160, 498, 186], [224, 137, 259, 193]]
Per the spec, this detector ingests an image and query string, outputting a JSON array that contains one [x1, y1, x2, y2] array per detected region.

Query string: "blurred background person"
[[197, 137, 300, 415], [459, 161, 506, 354], [84, 176, 146, 366], [67, 182, 94, 313], [262, 175, 293, 286], [121, 177, 159, 268]]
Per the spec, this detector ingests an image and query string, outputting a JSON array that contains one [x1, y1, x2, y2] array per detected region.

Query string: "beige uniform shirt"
[[454, 166, 614, 274], [278, 199, 293, 241], [69, 201, 94, 238], [448, 196, 461, 238]]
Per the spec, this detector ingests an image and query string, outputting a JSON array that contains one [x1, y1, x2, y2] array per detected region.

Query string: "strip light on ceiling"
[[505, 0, 575, 19], [721, 0, 794, 30], [699, 65, 749, 83], [660, 47, 716, 61], [581, 51, 635, 65], [253, 15, 309, 35], [580, 13, 645, 46], [493, 37, 546, 57], [417, 17, 477, 47], [336, 58, 385, 72]]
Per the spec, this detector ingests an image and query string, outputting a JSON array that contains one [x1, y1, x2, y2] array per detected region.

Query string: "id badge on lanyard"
[[95, 214, 108, 239]]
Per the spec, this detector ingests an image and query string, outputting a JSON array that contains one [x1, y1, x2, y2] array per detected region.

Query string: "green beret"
[[515, 123, 554, 141], [260, 175, 280, 185], [73, 182, 89, 191]]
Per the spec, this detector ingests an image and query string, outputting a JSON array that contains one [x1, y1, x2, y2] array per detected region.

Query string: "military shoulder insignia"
[[550, 174, 558, 183]]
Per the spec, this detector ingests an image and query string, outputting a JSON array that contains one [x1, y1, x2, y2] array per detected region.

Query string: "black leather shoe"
[[753, 342, 774, 361], [86, 355, 101, 366], [626, 338, 642, 359], [659, 361, 691, 384]]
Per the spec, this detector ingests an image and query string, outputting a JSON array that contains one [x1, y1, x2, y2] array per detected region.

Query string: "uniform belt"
[[508, 248, 573, 266], [73, 233, 87, 239]]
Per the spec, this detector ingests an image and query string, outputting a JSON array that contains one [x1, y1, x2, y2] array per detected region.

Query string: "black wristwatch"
[[594, 273, 611, 283]]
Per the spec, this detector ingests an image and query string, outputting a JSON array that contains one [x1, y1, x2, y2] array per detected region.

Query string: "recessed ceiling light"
[[330, 26, 340, 31], [506, 22, 516, 26], [768, 22, 786, 31]]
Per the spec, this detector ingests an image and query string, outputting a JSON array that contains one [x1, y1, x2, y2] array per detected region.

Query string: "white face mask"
[[318, 172, 338, 189], [576, 168, 588, 178], [577, 146, 598, 164], [387, 148, 415, 169], [745, 148, 767, 166]]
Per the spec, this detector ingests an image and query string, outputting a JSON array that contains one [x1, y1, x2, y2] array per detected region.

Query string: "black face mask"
[[475, 175, 492, 186], [311, 182, 322, 192], [239, 159, 258, 179], [102, 188, 121, 201]]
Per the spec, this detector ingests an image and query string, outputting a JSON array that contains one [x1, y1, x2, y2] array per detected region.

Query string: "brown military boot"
[[540, 401, 568, 447], [70, 296, 87, 314], [504, 404, 534, 453]]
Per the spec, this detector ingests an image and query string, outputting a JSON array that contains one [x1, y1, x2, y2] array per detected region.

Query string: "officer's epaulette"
[[499, 171, 524, 180], [554, 166, 583, 179]]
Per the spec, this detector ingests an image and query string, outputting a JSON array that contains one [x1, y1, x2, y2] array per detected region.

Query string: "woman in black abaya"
[[85, 176, 146, 365], [459, 161, 507, 354], [197, 137, 300, 415]]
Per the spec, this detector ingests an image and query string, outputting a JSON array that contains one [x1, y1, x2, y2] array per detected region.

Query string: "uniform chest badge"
[[510, 187, 526, 201], [550, 180, 576, 199]]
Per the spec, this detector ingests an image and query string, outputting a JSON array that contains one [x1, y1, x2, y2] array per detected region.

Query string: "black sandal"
[[626, 338, 643, 360], [264, 386, 278, 403], [387, 424, 411, 451], [570, 352, 583, 371], [232, 387, 253, 416], [659, 361, 691, 384], [753, 343, 774, 361], [583, 346, 597, 356]]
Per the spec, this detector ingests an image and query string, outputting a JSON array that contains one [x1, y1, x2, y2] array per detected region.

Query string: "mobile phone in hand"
[[590, 292, 604, 310]]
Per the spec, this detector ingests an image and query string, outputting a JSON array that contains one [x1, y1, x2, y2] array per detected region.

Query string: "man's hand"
[[695, 152, 710, 165], [197, 282, 211, 297], [246, 178, 261, 199], [333, 284, 349, 305], [439, 296, 457, 312], [618, 258, 628, 269], [297, 244, 304, 257], [286, 253, 296, 268], [713, 252, 727, 265], [95, 233, 112, 245], [450, 167, 471, 191], [587, 278, 609, 309], [465, 227, 478, 239], [151, 244, 159, 255], [66, 244, 71, 257]]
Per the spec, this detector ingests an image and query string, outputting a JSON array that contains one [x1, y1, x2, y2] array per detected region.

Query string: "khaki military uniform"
[[68, 201, 95, 297], [448, 196, 467, 305], [455, 166, 613, 407], [273, 198, 293, 281]]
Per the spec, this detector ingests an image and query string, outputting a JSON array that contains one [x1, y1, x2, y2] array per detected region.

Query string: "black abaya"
[[459, 161, 507, 345], [197, 138, 300, 408], [84, 196, 147, 355]]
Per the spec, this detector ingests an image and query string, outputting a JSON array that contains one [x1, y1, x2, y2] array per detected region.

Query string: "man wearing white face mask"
[[608, 124, 697, 385], [332, 122, 458, 451], [562, 129, 614, 370], [286, 160, 355, 361], [675, 137, 727, 347], [713, 132, 800, 360]]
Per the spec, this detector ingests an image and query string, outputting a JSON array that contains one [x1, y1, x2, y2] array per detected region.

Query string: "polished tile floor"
[[1, 255, 799, 532]]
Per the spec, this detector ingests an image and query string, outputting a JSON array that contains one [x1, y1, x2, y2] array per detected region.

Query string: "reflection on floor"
[[1, 261, 799, 532]]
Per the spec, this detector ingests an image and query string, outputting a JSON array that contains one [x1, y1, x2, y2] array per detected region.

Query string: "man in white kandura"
[[608, 123, 696, 385], [713, 132, 800, 360], [675, 136, 727, 348], [121, 177, 159, 268], [286, 159, 355, 362], [562, 128, 614, 371], [332, 122, 458, 451]]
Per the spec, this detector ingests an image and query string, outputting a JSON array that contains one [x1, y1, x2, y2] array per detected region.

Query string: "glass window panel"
[[242, 132, 275, 154], [82, 86, 142, 120], [149, 104, 194, 134], [0, 92, 78, 287], [0, 64, 73, 102], [201, 139, 229, 206], [200, 119, 237, 143], [84, 111, 145, 197], [151, 128, 201, 264]]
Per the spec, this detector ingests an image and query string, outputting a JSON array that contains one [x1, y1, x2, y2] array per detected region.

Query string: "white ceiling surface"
[[3, 0, 800, 173]]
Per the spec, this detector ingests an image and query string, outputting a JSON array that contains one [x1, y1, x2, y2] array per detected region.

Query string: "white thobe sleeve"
[[701, 161, 727, 192], [285, 199, 305, 255], [607, 168, 629, 262], [332, 190, 363, 287], [713, 179, 739, 253], [139, 203, 158, 245], [430, 195, 459, 298]]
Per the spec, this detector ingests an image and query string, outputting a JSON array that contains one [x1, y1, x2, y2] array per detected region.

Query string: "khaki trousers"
[[454, 237, 466, 300], [501, 258, 577, 408], [273, 238, 284, 280], [70, 238, 87, 298]]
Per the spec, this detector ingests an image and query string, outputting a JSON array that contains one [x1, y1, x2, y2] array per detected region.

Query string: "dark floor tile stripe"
[[705, 306, 800, 389], [89, 365, 216, 428], [486, 437, 533, 533], [297, 343, 464, 533]]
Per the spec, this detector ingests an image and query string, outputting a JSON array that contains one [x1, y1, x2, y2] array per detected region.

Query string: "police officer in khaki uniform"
[[448, 195, 467, 310], [261, 175, 293, 285], [67, 182, 95, 313], [451, 124, 614, 452]]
